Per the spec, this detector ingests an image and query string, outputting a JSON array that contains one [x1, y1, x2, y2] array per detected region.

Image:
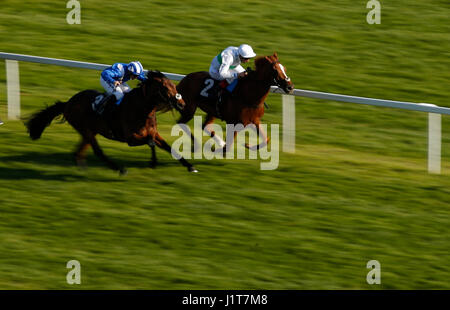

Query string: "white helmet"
[[238, 44, 256, 59], [128, 61, 143, 75]]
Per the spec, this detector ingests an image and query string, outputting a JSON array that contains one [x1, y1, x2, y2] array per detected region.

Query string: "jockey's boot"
[[216, 88, 232, 120], [219, 84, 234, 104], [217, 80, 230, 105], [218, 88, 229, 106], [102, 100, 120, 139]]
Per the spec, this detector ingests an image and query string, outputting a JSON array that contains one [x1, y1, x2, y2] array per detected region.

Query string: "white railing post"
[[421, 103, 441, 174], [428, 112, 442, 174], [6, 59, 21, 120], [282, 94, 295, 153]]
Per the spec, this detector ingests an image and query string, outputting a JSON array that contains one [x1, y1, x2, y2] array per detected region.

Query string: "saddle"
[[199, 75, 221, 99], [92, 93, 114, 115], [91, 93, 122, 139], [199, 67, 252, 100], [199, 75, 231, 119]]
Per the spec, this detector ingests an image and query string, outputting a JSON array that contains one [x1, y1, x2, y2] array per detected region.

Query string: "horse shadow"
[[0, 151, 225, 180], [0, 166, 83, 181], [0, 152, 134, 181]]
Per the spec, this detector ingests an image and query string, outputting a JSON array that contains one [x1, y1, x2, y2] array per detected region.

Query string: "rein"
[[271, 60, 291, 88], [252, 59, 283, 87]]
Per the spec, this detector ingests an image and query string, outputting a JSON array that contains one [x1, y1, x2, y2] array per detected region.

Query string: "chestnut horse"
[[176, 52, 294, 152], [25, 70, 198, 174]]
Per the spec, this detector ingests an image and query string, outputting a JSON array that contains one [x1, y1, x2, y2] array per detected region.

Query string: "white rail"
[[0, 52, 446, 173], [0, 52, 185, 82]]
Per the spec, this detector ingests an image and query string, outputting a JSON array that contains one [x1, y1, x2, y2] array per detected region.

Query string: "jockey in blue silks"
[[94, 61, 147, 114]]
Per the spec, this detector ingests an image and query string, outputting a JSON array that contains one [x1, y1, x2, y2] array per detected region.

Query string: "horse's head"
[[142, 70, 185, 112], [255, 53, 294, 94]]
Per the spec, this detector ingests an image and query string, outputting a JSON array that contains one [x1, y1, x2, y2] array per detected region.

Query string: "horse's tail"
[[25, 100, 67, 140]]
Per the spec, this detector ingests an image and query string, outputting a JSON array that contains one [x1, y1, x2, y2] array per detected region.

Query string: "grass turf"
[[0, 0, 449, 289]]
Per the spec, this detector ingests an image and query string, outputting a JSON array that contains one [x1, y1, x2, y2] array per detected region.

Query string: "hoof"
[[149, 162, 157, 169], [119, 168, 128, 176], [244, 143, 262, 151], [188, 166, 198, 173]]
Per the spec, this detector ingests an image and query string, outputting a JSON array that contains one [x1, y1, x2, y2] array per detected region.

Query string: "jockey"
[[95, 61, 147, 114], [209, 44, 256, 101]]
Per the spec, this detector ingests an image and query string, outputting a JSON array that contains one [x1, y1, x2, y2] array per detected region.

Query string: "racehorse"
[[176, 52, 294, 152], [25, 70, 198, 175]]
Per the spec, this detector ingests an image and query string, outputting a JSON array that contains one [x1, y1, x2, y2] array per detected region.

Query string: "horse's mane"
[[254, 56, 269, 71], [146, 70, 167, 80], [135, 70, 167, 88], [242, 56, 271, 82], [139, 70, 173, 113]]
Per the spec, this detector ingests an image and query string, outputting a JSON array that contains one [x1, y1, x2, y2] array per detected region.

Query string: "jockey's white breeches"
[[208, 63, 245, 84], [100, 77, 131, 100]]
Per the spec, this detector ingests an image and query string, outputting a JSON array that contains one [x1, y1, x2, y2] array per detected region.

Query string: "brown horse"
[[25, 70, 198, 174], [176, 52, 294, 152]]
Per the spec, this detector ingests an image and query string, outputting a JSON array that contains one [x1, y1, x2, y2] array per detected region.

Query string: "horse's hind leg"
[[219, 130, 238, 156], [74, 137, 90, 168], [153, 132, 198, 173], [88, 134, 127, 175], [203, 114, 225, 148], [148, 140, 157, 168]]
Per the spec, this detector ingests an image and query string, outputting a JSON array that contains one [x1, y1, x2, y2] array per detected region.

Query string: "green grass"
[[0, 0, 450, 289]]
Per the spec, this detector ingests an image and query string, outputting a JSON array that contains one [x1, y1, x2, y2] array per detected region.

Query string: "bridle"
[[271, 60, 291, 88]]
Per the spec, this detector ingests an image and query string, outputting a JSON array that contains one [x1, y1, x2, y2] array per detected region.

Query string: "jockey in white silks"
[[209, 44, 256, 95], [203, 44, 256, 148]]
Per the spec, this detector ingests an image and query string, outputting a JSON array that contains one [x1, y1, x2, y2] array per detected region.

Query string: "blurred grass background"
[[0, 0, 449, 289]]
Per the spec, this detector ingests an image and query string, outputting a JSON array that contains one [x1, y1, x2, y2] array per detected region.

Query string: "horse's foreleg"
[[89, 135, 127, 175], [153, 132, 198, 173], [177, 113, 199, 153], [245, 122, 270, 151]]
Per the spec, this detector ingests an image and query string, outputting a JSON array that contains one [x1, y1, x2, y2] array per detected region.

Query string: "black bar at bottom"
[[0, 290, 447, 308]]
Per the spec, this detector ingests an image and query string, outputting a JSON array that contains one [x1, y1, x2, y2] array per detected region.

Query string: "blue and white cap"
[[128, 61, 144, 75]]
